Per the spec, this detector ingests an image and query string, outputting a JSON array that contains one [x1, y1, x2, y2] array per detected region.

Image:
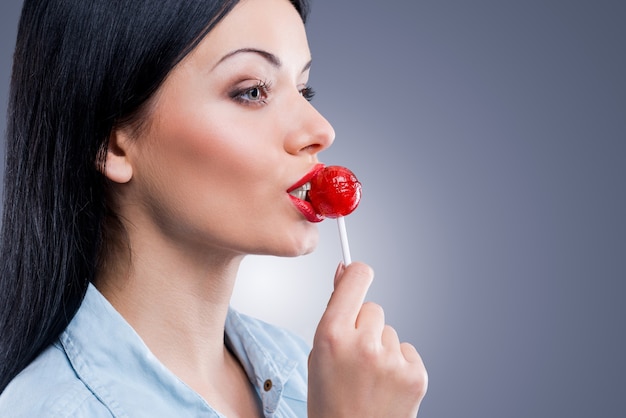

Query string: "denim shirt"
[[0, 285, 310, 417]]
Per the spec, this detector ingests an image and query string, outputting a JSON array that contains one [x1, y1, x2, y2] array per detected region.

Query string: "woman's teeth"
[[289, 182, 311, 201]]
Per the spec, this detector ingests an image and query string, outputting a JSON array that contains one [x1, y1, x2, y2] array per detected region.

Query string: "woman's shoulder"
[[0, 342, 113, 417]]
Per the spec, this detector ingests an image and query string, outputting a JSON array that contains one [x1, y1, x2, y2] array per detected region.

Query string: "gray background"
[[2, 1, 625, 417]]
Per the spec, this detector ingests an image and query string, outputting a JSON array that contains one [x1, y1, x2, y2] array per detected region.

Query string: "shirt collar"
[[60, 284, 299, 417], [225, 308, 299, 415]]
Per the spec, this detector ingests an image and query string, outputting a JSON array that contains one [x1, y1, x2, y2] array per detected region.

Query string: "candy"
[[308, 165, 361, 265], [309, 165, 362, 218]]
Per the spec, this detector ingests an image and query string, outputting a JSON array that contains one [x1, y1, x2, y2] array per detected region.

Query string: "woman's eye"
[[245, 87, 262, 101], [300, 86, 316, 102], [231, 81, 270, 105]]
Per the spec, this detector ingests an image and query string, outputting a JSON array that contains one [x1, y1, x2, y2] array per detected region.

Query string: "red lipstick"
[[287, 163, 325, 223]]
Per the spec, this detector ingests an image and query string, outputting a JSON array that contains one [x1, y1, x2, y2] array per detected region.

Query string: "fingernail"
[[334, 262, 345, 285]]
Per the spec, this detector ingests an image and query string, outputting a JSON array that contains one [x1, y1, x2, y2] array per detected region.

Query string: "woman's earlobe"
[[103, 129, 133, 184]]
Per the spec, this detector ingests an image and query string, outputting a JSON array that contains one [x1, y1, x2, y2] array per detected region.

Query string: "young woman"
[[0, 0, 427, 416]]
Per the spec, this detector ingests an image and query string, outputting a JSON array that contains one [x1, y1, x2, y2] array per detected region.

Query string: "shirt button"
[[263, 379, 273, 391]]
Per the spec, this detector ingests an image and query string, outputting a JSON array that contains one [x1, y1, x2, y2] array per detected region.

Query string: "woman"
[[0, 0, 427, 416]]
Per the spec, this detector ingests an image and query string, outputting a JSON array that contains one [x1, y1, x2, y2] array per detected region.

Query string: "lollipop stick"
[[337, 216, 352, 265]]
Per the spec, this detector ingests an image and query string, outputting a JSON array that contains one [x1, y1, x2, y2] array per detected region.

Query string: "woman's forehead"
[[188, 0, 311, 71]]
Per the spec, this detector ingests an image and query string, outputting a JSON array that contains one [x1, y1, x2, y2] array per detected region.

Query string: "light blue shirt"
[[0, 284, 310, 417]]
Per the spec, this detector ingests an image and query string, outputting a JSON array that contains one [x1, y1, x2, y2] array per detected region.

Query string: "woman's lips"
[[288, 195, 323, 222], [287, 163, 325, 223], [287, 163, 325, 193]]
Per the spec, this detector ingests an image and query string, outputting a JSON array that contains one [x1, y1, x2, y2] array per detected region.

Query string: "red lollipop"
[[309, 165, 362, 218], [309, 165, 361, 264]]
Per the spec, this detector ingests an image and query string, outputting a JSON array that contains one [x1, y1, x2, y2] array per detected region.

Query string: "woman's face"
[[113, 0, 335, 258]]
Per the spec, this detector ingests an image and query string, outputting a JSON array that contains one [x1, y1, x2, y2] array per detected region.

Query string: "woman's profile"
[[0, 0, 427, 416]]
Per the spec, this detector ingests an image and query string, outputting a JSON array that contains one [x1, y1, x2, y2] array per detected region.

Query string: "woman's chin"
[[279, 228, 320, 258]]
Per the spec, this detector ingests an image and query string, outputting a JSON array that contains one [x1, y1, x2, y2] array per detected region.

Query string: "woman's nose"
[[285, 99, 335, 156]]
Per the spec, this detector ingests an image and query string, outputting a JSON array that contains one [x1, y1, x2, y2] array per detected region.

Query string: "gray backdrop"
[[1, 1, 625, 417]]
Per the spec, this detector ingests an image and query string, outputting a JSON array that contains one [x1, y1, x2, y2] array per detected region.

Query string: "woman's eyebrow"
[[213, 47, 312, 73]]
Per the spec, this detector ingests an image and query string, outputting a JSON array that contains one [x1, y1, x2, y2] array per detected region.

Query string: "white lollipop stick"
[[337, 216, 352, 265]]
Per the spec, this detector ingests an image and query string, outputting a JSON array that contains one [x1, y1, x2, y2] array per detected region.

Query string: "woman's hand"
[[308, 262, 428, 417]]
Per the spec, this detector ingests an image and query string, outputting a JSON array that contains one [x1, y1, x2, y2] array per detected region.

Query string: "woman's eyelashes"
[[299, 86, 315, 102], [229, 80, 316, 106], [231, 80, 272, 105]]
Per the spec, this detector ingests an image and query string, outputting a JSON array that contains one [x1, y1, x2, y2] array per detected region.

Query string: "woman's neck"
[[95, 227, 246, 399]]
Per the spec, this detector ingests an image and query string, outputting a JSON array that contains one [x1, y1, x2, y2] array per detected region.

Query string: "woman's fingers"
[[320, 261, 374, 330], [381, 323, 400, 349], [309, 263, 428, 417], [356, 301, 386, 337], [400, 342, 422, 364]]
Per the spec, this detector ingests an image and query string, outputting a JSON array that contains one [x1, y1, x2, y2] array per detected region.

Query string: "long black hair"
[[0, 0, 309, 393]]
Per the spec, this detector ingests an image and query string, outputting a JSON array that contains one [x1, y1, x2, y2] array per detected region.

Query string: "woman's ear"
[[103, 128, 134, 184]]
